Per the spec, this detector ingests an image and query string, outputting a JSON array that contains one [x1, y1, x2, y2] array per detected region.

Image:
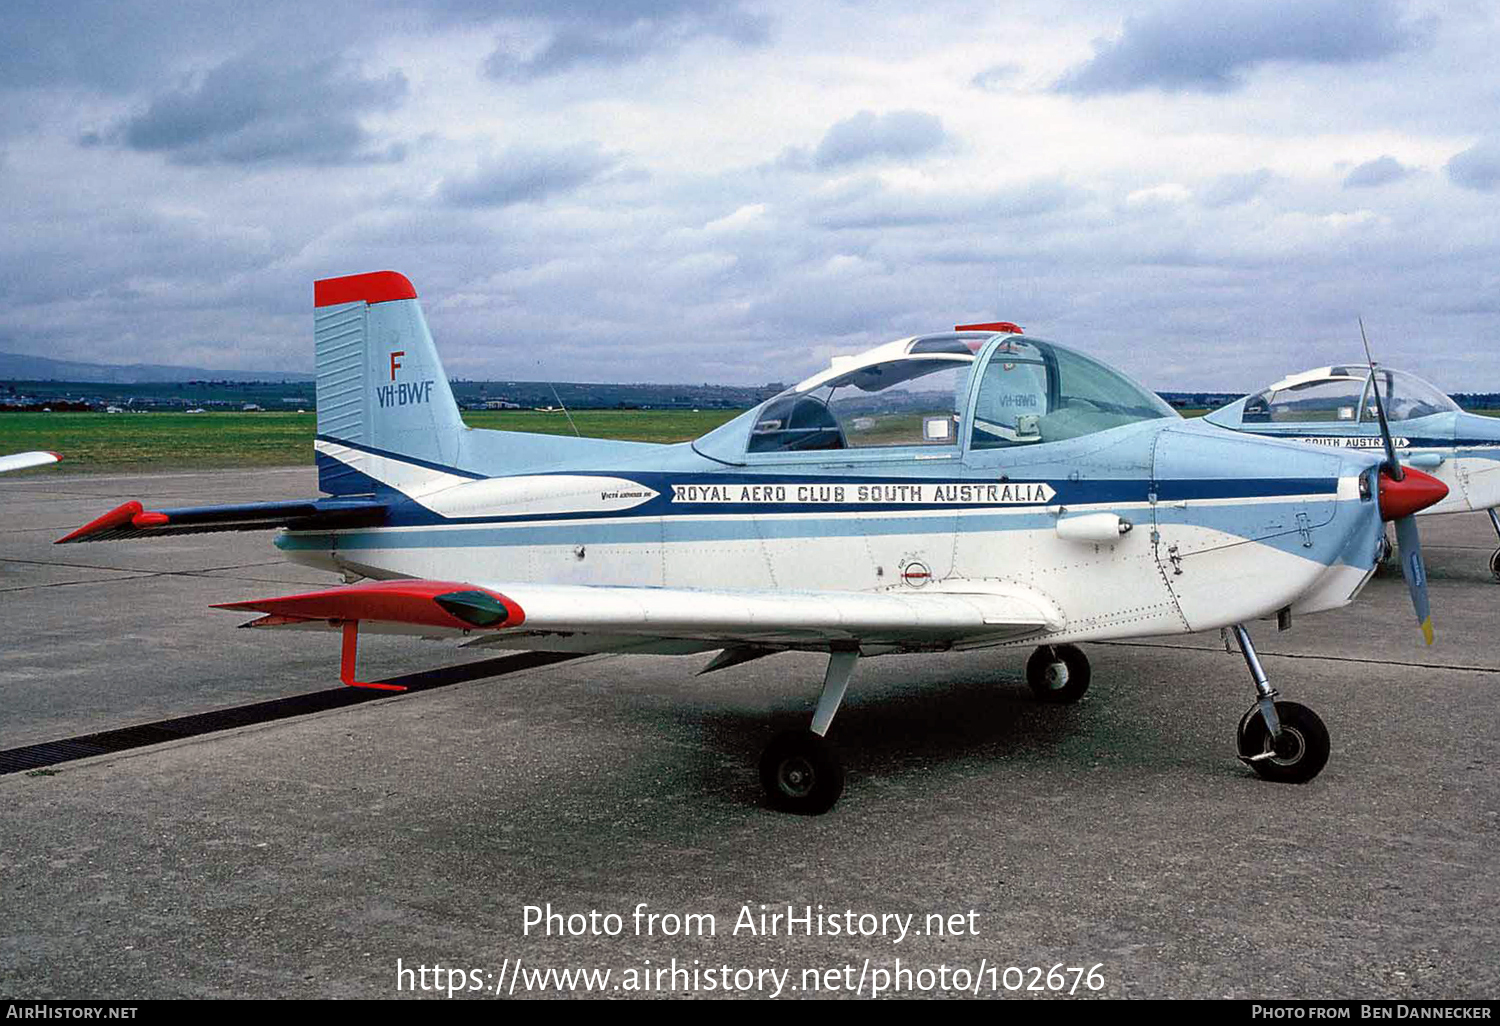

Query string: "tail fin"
[[314, 271, 469, 496]]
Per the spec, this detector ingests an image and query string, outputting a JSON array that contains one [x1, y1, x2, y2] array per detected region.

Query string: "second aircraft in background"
[[1207, 365, 1500, 580]]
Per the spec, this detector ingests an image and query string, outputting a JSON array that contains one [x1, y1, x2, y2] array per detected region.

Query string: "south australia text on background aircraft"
[[57, 272, 1450, 813], [1208, 364, 1500, 581]]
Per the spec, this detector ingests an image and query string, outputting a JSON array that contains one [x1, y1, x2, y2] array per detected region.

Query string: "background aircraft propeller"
[[1361, 319, 1439, 645]]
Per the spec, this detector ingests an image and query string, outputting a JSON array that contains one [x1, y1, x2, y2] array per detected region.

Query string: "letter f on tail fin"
[[313, 271, 468, 496]]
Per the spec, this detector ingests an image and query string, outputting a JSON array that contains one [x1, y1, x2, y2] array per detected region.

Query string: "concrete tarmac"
[[1, 468, 1496, 999]]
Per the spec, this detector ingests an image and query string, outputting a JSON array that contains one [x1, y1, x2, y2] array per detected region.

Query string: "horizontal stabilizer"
[[56, 497, 388, 544]]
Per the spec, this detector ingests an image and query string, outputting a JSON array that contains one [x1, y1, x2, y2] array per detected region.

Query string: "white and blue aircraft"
[[57, 272, 1450, 813], [1206, 364, 1500, 580], [0, 451, 60, 474]]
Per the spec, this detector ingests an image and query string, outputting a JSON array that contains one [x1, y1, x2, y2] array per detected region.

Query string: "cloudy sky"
[[2, 0, 1498, 390]]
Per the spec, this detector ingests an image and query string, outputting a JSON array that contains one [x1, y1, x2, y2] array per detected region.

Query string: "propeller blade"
[[1393, 514, 1433, 645], [1361, 321, 1438, 645], [1358, 318, 1402, 480]]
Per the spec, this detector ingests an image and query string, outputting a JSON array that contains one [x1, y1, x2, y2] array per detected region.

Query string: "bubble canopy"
[[1228, 366, 1460, 426], [692, 331, 1177, 463]]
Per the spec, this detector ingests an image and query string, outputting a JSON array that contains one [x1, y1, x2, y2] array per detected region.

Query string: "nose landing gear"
[[1488, 510, 1500, 583], [1228, 624, 1330, 783], [1377, 530, 1395, 573]]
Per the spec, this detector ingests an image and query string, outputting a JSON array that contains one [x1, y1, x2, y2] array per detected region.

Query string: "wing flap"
[[56, 497, 387, 543], [494, 584, 1059, 644]]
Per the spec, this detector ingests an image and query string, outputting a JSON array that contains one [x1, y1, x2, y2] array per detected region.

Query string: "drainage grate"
[[0, 650, 582, 776]]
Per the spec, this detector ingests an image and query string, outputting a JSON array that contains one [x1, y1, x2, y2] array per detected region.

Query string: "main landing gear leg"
[[1229, 624, 1329, 784], [1487, 509, 1500, 582], [759, 648, 857, 814]]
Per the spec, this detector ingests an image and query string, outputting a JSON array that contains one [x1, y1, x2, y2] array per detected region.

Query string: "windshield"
[[1372, 368, 1459, 421], [969, 337, 1177, 448]]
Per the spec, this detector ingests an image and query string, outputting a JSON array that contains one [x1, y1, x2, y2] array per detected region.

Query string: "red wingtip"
[[314, 270, 417, 308], [213, 580, 524, 631], [1379, 466, 1449, 521], [56, 500, 143, 544], [47, 452, 62, 462], [955, 321, 1024, 334]]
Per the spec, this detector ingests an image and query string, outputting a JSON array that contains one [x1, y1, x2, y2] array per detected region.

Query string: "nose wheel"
[[1226, 624, 1330, 783], [1025, 644, 1091, 703], [1236, 700, 1330, 783]]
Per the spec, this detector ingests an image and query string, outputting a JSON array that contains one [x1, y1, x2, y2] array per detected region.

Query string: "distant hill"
[[0, 350, 312, 384]]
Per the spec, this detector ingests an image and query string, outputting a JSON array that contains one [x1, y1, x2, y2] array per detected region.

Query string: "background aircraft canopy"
[[1237, 367, 1460, 425]]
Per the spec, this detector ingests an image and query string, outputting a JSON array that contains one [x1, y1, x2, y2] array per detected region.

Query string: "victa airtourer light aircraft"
[[1206, 363, 1500, 580], [58, 272, 1450, 812], [0, 451, 60, 474]]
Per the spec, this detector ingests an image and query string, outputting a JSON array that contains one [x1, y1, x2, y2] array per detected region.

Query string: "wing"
[[57, 497, 388, 543], [216, 578, 1064, 654], [0, 451, 60, 474]]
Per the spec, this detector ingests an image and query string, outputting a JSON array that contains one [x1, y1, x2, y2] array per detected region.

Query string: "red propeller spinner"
[[1378, 466, 1448, 522]]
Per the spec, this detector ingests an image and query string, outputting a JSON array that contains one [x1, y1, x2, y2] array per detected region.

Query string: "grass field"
[[4, 405, 1495, 474], [0, 409, 745, 473]]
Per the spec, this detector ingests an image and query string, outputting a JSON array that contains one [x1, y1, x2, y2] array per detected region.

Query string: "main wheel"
[[1489, 546, 1500, 583], [1236, 700, 1330, 784], [759, 730, 844, 814], [1026, 644, 1091, 704]]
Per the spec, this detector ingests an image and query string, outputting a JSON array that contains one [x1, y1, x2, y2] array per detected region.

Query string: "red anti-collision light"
[[1378, 466, 1448, 521], [955, 321, 1024, 334]]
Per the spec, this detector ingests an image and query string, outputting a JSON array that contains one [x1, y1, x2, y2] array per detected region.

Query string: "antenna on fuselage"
[[538, 360, 581, 438]]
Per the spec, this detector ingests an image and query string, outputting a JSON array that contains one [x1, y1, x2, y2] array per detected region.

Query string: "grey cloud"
[[1201, 168, 1273, 208], [808, 111, 948, 170], [1446, 141, 1500, 192], [971, 64, 1021, 91], [440, 145, 619, 207], [0, 2, 403, 94], [485, 3, 769, 78], [1054, 0, 1426, 95], [108, 56, 407, 166], [1344, 156, 1414, 188], [813, 178, 1077, 230], [0, 2, 241, 92]]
